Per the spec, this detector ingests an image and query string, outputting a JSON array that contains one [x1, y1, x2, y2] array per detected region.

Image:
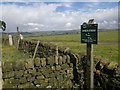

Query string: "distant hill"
[[2, 30, 80, 37], [2, 29, 118, 37]]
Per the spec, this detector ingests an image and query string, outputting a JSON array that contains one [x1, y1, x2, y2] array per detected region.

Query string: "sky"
[[0, 0, 119, 32]]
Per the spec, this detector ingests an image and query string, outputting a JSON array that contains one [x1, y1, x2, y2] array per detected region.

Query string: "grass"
[[51, 42, 118, 62], [25, 30, 118, 42], [2, 30, 119, 62], [93, 44, 118, 62], [25, 34, 81, 42], [98, 30, 118, 41], [25, 30, 119, 62], [2, 45, 30, 62]]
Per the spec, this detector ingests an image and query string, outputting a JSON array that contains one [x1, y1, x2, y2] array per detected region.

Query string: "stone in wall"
[[55, 65, 61, 71], [40, 58, 46, 67], [2, 62, 13, 72], [14, 70, 24, 78], [66, 55, 71, 64], [18, 83, 35, 88], [34, 57, 41, 67], [3, 71, 14, 79], [62, 55, 67, 64], [24, 59, 34, 69], [58, 56, 62, 65], [13, 60, 25, 70]]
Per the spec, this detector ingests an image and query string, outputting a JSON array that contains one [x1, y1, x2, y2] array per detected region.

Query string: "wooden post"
[[32, 40, 40, 60], [91, 44, 94, 89], [86, 19, 94, 89], [55, 46, 59, 65], [0, 29, 2, 89], [17, 38, 20, 50], [8, 35, 13, 46], [0, 60, 2, 90], [86, 43, 91, 89], [86, 43, 94, 89], [81, 19, 97, 89], [17, 34, 24, 50], [16, 27, 20, 49], [19, 34, 24, 40]]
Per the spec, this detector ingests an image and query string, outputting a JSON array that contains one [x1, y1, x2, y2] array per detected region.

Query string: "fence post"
[[86, 43, 94, 89], [32, 40, 40, 60], [0, 60, 2, 90], [55, 45, 59, 65], [81, 19, 97, 89], [8, 35, 13, 46], [17, 38, 20, 50]]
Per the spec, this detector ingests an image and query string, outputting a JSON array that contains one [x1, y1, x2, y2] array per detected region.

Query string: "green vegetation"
[[25, 30, 119, 62], [98, 30, 118, 41], [2, 30, 119, 62], [2, 45, 30, 62], [25, 34, 81, 42], [25, 30, 118, 42], [50, 42, 118, 62]]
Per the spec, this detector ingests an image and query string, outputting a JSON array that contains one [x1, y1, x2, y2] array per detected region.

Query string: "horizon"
[[1, 28, 118, 33]]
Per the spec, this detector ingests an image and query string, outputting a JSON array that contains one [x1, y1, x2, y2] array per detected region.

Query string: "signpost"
[[81, 19, 98, 89], [81, 23, 98, 44]]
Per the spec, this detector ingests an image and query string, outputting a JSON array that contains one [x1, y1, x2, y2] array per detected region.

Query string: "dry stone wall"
[[2, 40, 84, 88], [2, 39, 120, 89], [2, 56, 81, 88]]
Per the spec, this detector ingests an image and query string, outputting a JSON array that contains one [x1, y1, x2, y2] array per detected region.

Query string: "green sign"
[[81, 23, 98, 44]]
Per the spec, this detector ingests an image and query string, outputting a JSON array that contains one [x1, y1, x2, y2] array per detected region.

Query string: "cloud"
[[24, 23, 45, 27], [25, 23, 39, 26], [65, 22, 72, 27], [0, 2, 118, 32], [63, 3, 72, 7]]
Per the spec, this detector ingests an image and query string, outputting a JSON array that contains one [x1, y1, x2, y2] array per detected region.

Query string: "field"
[[2, 45, 30, 62], [25, 30, 119, 62], [2, 30, 119, 63], [25, 30, 118, 41]]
